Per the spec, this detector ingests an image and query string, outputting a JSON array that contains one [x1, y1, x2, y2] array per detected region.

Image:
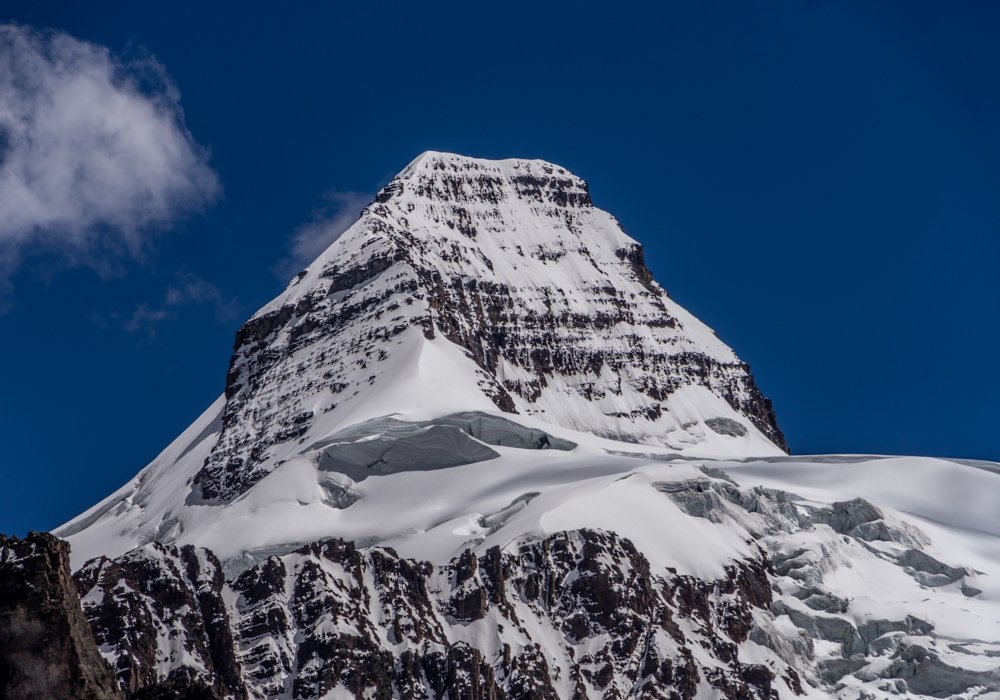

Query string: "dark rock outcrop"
[[0, 532, 121, 700], [64, 528, 789, 700], [73, 542, 248, 700]]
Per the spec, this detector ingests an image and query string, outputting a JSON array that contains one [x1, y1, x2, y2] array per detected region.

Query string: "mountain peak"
[[200, 153, 786, 502], [398, 150, 585, 181], [60, 153, 785, 563], [389, 150, 593, 211]]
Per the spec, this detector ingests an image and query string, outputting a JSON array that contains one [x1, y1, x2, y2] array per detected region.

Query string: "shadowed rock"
[[0, 532, 121, 700]]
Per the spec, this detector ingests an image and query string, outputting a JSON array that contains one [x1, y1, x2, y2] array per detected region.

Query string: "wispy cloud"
[[0, 24, 220, 281], [275, 190, 371, 279], [124, 305, 173, 334], [164, 272, 238, 318], [125, 272, 238, 336]]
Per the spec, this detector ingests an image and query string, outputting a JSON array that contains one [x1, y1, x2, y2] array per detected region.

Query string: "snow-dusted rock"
[[73, 529, 784, 700], [74, 542, 245, 699]]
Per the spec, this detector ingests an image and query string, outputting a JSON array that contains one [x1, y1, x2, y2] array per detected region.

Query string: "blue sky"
[[0, 1, 997, 536]]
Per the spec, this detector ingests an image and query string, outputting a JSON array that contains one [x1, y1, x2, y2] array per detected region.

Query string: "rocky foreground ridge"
[[0, 532, 120, 700], [69, 529, 776, 700]]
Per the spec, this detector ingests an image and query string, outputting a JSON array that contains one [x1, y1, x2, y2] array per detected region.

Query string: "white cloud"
[[276, 190, 370, 279], [0, 24, 220, 276]]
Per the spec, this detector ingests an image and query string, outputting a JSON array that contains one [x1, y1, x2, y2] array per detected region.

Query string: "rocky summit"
[[200, 152, 786, 503], [3, 153, 995, 700]]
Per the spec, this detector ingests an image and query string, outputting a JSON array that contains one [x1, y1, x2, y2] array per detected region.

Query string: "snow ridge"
[[68, 455, 1000, 700]]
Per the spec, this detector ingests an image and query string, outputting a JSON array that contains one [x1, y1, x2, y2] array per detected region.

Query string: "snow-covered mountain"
[[50, 153, 1000, 700], [59, 151, 787, 565], [204, 151, 786, 500]]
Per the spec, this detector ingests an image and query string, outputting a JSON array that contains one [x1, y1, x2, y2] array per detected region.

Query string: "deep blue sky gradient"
[[1, 1, 998, 536]]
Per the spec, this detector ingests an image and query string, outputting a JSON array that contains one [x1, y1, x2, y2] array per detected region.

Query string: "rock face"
[[68, 529, 782, 700], [74, 543, 247, 700], [0, 532, 120, 700], [196, 152, 785, 503]]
